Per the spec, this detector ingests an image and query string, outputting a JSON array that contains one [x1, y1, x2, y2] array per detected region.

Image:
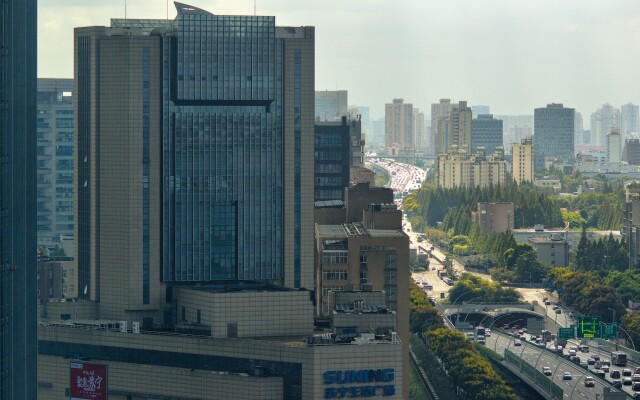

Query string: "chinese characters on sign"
[[323, 368, 396, 398], [70, 362, 107, 400]]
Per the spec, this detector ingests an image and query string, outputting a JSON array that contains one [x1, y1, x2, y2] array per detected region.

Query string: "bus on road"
[[612, 352, 627, 366]]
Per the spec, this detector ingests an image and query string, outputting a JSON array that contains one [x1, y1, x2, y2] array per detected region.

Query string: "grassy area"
[[409, 361, 431, 400]]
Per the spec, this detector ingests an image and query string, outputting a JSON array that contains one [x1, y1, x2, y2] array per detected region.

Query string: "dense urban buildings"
[[471, 105, 490, 118], [511, 137, 534, 184], [36, 79, 74, 245], [315, 90, 348, 121], [533, 103, 575, 171], [471, 114, 503, 154], [434, 101, 472, 157], [385, 98, 414, 156], [0, 0, 37, 398], [437, 146, 506, 189], [39, 4, 405, 399], [621, 103, 640, 139], [413, 108, 426, 151], [624, 139, 640, 164]]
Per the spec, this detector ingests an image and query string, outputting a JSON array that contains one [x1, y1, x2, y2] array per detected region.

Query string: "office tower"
[[533, 103, 575, 171], [431, 98, 453, 155], [607, 129, 622, 163], [385, 98, 414, 156], [371, 117, 385, 147], [621, 103, 640, 139], [471, 105, 490, 118], [590, 103, 620, 148], [315, 116, 363, 201], [472, 114, 503, 154], [36, 79, 74, 244], [0, 0, 37, 398], [315, 90, 348, 121], [348, 104, 370, 127], [512, 137, 534, 184], [413, 108, 425, 151], [474, 202, 514, 233], [438, 146, 506, 189], [73, 4, 314, 322]]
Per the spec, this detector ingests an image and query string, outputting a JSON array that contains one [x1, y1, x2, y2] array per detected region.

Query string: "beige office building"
[[512, 137, 534, 184], [434, 101, 472, 156], [473, 202, 515, 233], [385, 98, 414, 156]]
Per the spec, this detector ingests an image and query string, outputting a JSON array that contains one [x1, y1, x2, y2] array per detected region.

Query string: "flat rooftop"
[[317, 223, 405, 239]]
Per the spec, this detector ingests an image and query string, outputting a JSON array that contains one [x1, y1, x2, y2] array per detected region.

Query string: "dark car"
[[611, 370, 621, 379], [632, 382, 640, 391]]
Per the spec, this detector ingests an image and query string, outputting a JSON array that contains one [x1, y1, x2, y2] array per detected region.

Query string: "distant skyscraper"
[[74, 5, 315, 321], [471, 105, 490, 118], [512, 137, 534, 184], [607, 129, 622, 163], [413, 108, 425, 151], [436, 100, 472, 154], [315, 90, 348, 121], [590, 103, 620, 148], [574, 112, 584, 147], [385, 98, 414, 155], [431, 98, 453, 155], [472, 114, 503, 154], [36, 79, 74, 244], [0, 0, 37, 398], [533, 103, 575, 171], [621, 103, 640, 139]]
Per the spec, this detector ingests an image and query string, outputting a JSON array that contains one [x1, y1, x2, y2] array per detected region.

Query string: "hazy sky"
[[39, 0, 640, 121]]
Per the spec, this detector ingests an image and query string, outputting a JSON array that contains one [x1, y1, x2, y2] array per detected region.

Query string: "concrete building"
[[574, 112, 584, 148], [512, 137, 534, 184], [528, 236, 569, 267], [472, 114, 503, 154], [438, 146, 506, 189], [437, 100, 472, 155], [37, 79, 74, 245], [624, 139, 640, 165], [315, 90, 348, 121], [514, 229, 620, 252], [0, 0, 38, 398], [472, 202, 514, 233], [315, 116, 363, 201], [533, 178, 561, 192], [430, 98, 454, 155], [607, 129, 622, 163], [385, 98, 414, 156], [534, 103, 575, 171]]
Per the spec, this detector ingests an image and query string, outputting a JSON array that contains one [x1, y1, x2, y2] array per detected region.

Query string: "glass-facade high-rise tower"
[[533, 103, 575, 171], [0, 0, 37, 398], [74, 3, 314, 321]]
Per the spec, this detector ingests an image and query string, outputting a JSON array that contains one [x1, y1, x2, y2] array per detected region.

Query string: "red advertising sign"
[[70, 362, 107, 400]]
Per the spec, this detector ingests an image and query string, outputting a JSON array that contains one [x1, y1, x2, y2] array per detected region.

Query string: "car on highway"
[[591, 354, 600, 361], [544, 300, 551, 305], [633, 392, 640, 399], [633, 382, 640, 391], [624, 368, 633, 377], [543, 367, 552, 376], [584, 376, 595, 387], [587, 358, 595, 365], [579, 360, 588, 368], [611, 370, 621, 379], [555, 308, 562, 314], [633, 374, 640, 383], [594, 370, 605, 379], [514, 339, 522, 346], [601, 365, 610, 373], [624, 377, 634, 386], [562, 372, 572, 380]]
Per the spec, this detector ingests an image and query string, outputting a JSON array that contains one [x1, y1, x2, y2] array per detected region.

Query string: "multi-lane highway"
[[485, 331, 626, 400]]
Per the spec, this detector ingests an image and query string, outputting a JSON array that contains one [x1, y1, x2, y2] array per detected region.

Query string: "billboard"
[[70, 362, 107, 400]]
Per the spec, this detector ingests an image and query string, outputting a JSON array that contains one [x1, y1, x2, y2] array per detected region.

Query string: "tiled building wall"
[[176, 289, 314, 338]]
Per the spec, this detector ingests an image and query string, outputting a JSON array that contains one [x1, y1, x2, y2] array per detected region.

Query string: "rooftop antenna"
[[124, 0, 127, 26], [167, 0, 169, 19], [254, 0, 256, 16]]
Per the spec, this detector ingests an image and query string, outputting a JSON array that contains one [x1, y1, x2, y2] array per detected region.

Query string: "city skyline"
[[39, 0, 640, 120]]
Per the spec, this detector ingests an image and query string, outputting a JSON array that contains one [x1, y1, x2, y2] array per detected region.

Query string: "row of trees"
[[575, 230, 628, 274], [409, 281, 516, 400], [447, 273, 521, 304], [552, 192, 623, 231], [403, 181, 564, 232]]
